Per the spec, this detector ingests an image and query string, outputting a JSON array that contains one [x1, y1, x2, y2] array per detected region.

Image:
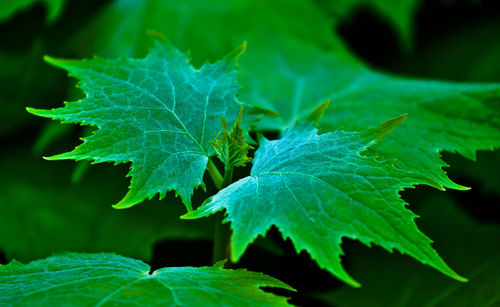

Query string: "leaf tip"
[[113, 193, 138, 210], [112, 202, 133, 210], [26, 107, 42, 116], [378, 113, 407, 137], [366, 113, 408, 143], [180, 211, 196, 220], [224, 41, 247, 65], [307, 99, 331, 125], [43, 54, 56, 64], [147, 29, 167, 41]]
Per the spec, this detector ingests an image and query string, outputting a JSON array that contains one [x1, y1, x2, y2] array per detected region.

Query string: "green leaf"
[[81, 0, 500, 191], [212, 107, 254, 169], [321, 74, 500, 191], [28, 40, 245, 211], [184, 117, 465, 287], [0, 0, 66, 23], [0, 253, 294, 306], [318, 194, 500, 306], [0, 149, 212, 262], [72, 0, 337, 62], [239, 6, 500, 193]]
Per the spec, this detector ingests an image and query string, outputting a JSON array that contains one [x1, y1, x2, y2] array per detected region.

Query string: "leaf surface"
[[185, 118, 465, 287], [77, 0, 500, 191], [0, 253, 294, 306], [28, 40, 244, 210]]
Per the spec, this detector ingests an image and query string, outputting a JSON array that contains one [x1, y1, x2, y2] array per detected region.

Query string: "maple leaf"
[[27, 40, 246, 211], [184, 116, 466, 287], [0, 253, 294, 306], [78, 0, 500, 192]]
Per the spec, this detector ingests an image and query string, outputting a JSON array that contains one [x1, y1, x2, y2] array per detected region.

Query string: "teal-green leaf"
[[321, 74, 500, 191], [184, 117, 465, 287], [28, 40, 245, 211], [80, 0, 500, 191], [0, 0, 66, 23], [0, 253, 294, 306]]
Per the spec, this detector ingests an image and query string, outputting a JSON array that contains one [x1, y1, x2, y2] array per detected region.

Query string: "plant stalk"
[[206, 158, 223, 189], [211, 165, 233, 265]]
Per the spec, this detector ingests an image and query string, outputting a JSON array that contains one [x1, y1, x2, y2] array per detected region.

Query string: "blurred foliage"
[[0, 148, 213, 262], [0, 42, 64, 136], [0, 0, 66, 23], [316, 194, 500, 306]]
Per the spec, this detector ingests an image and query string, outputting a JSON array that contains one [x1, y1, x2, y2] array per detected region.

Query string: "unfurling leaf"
[[212, 107, 254, 169]]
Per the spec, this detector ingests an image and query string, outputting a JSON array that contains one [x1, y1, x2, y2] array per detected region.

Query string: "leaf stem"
[[207, 158, 223, 189], [211, 164, 233, 265]]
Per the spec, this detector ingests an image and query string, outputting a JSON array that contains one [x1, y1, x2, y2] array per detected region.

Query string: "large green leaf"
[[235, 16, 500, 192], [184, 117, 465, 287], [0, 149, 212, 262], [74, 0, 335, 62], [0, 253, 294, 306], [321, 74, 500, 191], [0, 0, 66, 23], [77, 0, 500, 193], [28, 40, 245, 211], [318, 194, 500, 306]]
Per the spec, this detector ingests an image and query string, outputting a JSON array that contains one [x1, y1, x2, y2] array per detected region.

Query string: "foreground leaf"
[[0, 253, 294, 306], [319, 194, 500, 306], [185, 117, 465, 287], [28, 40, 244, 210], [0, 149, 212, 262]]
